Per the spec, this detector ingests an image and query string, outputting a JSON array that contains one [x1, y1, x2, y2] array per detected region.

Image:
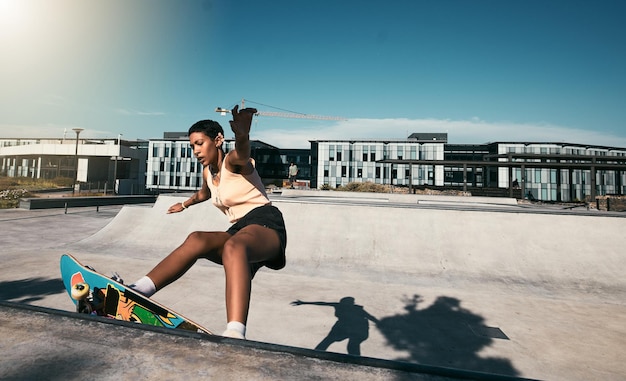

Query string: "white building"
[[310, 133, 447, 189], [145, 134, 222, 192], [3, 132, 625, 202], [0, 137, 147, 194], [145, 133, 290, 193], [493, 142, 626, 201], [311, 135, 626, 202]]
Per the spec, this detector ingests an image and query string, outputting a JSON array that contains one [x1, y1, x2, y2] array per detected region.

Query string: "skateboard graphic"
[[60, 254, 212, 334]]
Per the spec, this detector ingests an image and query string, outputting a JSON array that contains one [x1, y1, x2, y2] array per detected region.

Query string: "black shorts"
[[226, 204, 287, 272]]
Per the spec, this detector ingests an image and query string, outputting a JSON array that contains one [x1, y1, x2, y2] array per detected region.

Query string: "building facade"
[[490, 142, 626, 201], [145, 133, 309, 192], [312, 136, 626, 202], [3, 133, 625, 202], [310, 133, 447, 189], [0, 137, 148, 194]]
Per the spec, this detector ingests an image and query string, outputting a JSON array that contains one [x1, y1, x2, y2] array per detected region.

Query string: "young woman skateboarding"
[[129, 105, 287, 339]]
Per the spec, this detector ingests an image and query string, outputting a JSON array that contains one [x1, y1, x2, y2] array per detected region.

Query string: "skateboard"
[[60, 253, 212, 334]]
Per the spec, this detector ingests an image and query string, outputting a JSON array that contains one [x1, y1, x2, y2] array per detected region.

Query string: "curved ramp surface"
[[59, 193, 626, 380], [73, 195, 229, 257], [72, 194, 626, 292]]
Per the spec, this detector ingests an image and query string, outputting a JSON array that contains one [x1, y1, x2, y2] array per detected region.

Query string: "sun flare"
[[0, 0, 31, 37]]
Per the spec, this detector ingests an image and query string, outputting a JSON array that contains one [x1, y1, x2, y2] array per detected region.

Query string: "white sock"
[[226, 321, 246, 337], [130, 276, 156, 297]]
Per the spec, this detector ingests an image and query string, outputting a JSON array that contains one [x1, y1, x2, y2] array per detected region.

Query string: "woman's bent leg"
[[146, 231, 231, 291], [220, 224, 281, 325]]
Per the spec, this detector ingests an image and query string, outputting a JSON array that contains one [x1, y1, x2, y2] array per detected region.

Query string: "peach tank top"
[[207, 154, 270, 223]]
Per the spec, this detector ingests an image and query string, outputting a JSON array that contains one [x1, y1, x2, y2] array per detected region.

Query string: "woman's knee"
[[221, 238, 249, 265], [185, 231, 203, 243], [181, 231, 228, 258]]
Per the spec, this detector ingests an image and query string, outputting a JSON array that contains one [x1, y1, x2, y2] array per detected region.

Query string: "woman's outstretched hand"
[[229, 105, 257, 137], [167, 202, 185, 214]]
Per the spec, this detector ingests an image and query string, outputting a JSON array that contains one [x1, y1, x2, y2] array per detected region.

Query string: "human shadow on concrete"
[[377, 294, 519, 377], [291, 296, 379, 356], [0, 277, 65, 304]]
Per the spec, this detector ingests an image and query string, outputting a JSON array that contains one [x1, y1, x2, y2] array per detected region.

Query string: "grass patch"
[[0, 176, 73, 190], [0, 176, 73, 209]]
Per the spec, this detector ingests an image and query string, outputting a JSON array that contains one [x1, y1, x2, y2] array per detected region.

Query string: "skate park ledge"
[[0, 301, 538, 381]]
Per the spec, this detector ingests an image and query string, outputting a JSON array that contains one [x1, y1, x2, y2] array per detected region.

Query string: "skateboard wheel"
[[71, 282, 90, 300]]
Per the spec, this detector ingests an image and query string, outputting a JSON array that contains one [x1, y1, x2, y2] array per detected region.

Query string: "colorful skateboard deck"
[[60, 253, 212, 334]]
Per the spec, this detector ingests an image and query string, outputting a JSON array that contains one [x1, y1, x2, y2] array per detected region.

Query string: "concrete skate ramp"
[[72, 194, 626, 292], [2, 302, 536, 381], [73, 195, 229, 256]]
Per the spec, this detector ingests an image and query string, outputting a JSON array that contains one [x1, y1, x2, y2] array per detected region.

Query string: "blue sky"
[[1, 0, 625, 148]]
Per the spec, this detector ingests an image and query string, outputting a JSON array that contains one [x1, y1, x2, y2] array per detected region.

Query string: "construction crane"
[[215, 98, 345, 121]]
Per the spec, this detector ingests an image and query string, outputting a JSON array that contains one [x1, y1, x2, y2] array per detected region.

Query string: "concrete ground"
[[1, 191, 625, 380]]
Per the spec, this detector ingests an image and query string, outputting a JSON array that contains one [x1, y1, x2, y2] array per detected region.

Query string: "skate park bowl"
[[3, 191, 623, 380], [73, 192, 625, 295]]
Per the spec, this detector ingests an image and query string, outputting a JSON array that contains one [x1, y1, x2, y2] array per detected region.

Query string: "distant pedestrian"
[[288, 162, 299, 188]]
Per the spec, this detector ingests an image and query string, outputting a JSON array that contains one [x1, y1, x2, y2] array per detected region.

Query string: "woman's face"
[[189, 131, 218, 167]]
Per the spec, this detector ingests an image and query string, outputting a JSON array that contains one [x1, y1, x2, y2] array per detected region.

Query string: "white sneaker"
[[221, 329, 245, 340]]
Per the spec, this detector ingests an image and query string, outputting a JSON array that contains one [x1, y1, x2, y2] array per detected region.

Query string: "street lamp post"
[[72, 128, 84, 195], [113, 133, 122, 194]]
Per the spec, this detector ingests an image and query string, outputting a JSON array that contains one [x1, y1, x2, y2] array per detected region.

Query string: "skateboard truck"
[[71, 282, 105, 315]]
